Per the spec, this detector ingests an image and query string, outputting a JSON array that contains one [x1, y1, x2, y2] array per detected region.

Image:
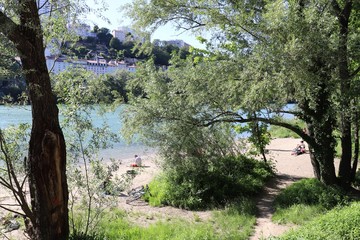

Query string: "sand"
[[0, 138, 319, 239]]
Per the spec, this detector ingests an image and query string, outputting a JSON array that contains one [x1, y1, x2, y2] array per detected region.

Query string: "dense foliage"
[[125, 0, 360, 188], [145, 156, 274, 210]]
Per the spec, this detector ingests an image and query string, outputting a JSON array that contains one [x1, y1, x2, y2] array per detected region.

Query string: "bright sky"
[[85, 0, 204, 48]]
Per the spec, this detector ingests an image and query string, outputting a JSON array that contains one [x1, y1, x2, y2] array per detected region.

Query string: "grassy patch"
[[94, 204, 256, 240], [274, 178, 349, 210], [269, 119, 305, 138], [275, 202, 360, 240], [272, 204, 325, 225]]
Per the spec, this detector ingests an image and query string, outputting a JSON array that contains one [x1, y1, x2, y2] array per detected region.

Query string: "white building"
[[68, 23, 97, 38], [153, 39, 190, 49], [111, 27, 143, 43], [46, 56, 135, 75]]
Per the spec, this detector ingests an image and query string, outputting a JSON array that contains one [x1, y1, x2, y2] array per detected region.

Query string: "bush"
[[276, 202, 360, 240], [147, 155, 274, 210], [274, 178, 349, 210]]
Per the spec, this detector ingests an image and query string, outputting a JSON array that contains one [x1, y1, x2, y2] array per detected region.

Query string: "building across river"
[[46, 55, 136, 75]]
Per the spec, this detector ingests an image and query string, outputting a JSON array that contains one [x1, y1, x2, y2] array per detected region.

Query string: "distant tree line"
[[64, 25, 191, 66]]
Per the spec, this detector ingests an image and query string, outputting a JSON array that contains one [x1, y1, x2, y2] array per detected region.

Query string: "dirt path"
[[250, 138, 315, 239]]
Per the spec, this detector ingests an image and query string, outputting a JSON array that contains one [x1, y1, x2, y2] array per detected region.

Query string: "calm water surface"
[[0, 105, 154, 162]]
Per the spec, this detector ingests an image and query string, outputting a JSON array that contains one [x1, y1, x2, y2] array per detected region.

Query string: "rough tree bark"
[[334, 0, 353, 187], [0, 0, 69, 239]]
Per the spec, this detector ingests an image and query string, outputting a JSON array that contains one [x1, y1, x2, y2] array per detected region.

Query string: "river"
[[0, 104, 297, 161], [0, 105, 155, 162]]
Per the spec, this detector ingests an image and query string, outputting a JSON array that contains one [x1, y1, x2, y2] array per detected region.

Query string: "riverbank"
[[0, 138, 317, 239]]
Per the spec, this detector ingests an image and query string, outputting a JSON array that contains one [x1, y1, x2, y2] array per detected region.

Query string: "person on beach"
[[130, 155, 142, 167], [292, 140, 306, 155]]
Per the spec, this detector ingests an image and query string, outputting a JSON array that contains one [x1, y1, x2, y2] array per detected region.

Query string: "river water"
[[0, 104, 296, 162], [0, 105, 154, 162]]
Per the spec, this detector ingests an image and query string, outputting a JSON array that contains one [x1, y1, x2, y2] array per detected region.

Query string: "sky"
[[84, 0, 204, 48]]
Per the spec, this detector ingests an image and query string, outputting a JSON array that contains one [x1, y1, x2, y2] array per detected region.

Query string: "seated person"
[[292, 141, 306, 155], [130, 155, 142, 167]]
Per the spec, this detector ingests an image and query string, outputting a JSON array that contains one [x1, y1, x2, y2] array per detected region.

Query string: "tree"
[[104, 70, 134, 103], [109, 37, 122, 50], [0, 0, 100, 239], [52, 69, 126, 236], [152, 46, 171, 65], [0, 1, 68, 238], [125, 1, 360, 188], [96, 27, 113, 46]]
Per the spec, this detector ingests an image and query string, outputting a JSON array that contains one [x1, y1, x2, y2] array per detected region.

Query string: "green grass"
[[273, 178, 349, 210], [272, 179, 354, 240], [275, 202, 360, 240], [272, 204, 325, 225], [268, 119, 305, 138], [93, 203, 256, 240]]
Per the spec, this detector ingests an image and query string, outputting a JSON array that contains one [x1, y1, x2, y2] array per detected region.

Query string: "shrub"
[[276, 202, 360, 240], [274, 178, 349, 210], [147, 155, 274, 210]]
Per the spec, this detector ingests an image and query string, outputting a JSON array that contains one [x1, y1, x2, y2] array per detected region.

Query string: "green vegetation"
[[271, 178, 360, 239], [268, 119, 305, 139], [272, 204, 325, 225], [274, 178, 349, 210], [125, 0, 360, 189], [65, 27, 190, 66], [73, 206, 255, 240], [145, 156, 274, 210], [272, 178, 350, 226], [275, 202, 360, 240]]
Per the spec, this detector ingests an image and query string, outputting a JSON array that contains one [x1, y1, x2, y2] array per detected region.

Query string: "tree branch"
[[0, 10, 21, 43], [350, 65, 360, 79], [0, 204, 26, 218]]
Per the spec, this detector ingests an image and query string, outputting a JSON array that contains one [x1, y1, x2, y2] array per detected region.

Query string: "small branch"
[[0, 205, 26, 217], [1, 232, 11, 240], [350, 65, 360, 79]]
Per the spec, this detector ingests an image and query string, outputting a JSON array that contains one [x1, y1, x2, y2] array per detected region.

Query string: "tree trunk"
[[25, 61, 69, 239], [309, 149, 321, 180], [300, 78, 338, 185], [311, 134, 337, 185], [3, 0, 69, 239], [351, 109, 359, 182], [336, 0, 353, 187]]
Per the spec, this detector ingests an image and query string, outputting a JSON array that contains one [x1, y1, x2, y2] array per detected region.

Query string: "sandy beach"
[[0, 138, 318, 239]]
